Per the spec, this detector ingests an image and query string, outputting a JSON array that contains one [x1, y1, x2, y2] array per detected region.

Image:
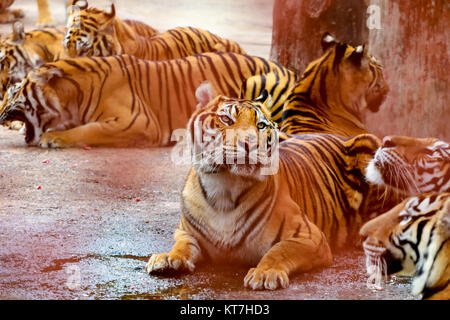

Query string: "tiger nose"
[[382, 136, 396, 148], [238, 140, 257, 152]]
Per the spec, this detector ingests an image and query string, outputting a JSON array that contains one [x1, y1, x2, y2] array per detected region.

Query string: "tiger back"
[[0, 52, 291, 148], [64, 4, 245, 59]]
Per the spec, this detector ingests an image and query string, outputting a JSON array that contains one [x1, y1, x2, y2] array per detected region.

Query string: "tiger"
[[145, 87, 383, 290], [0, 22, 65, 100], [0, 0, 23, 24], [360, 192, 450, 300], [0, 52, 293, 148], [63, 4, 244, 59], [240, 71, 299, 125], [280, 32, 389, 137], [365, 135, 450, 195]]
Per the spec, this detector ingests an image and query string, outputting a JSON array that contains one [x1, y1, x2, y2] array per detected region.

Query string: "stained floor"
[[0, 0, 416, 300]]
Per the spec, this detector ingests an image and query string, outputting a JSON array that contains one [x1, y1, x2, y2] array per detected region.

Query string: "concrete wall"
[[270, 0, 449, 141]]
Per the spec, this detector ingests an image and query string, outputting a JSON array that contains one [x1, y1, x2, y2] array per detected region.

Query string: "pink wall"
[[365, 0, 449, 141]]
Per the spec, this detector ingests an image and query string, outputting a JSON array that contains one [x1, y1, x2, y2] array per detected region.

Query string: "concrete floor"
[[0, 0, 416, 300]]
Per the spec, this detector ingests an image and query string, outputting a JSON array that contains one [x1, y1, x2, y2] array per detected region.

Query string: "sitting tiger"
[[145, 86, 382, 290], [63, 3, 244, 59], [280, 33, 389, 137], [0, 52, 294, 148], [365, 135, 450, 195], [360, 193, 450, 300]]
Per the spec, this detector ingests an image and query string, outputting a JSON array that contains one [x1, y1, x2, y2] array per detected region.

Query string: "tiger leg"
[[244, 224, 332, 290], [38, 119, 147, 148], [36, 0, 54, 27], [145, 227, 202, 274]]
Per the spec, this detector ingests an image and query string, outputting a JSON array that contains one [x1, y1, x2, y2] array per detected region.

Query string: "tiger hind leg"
[[244, 224, 332, 290]]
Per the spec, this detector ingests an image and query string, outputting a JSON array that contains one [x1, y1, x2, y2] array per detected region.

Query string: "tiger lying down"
[[361, 136, 450, 299], [146, 84, 382, 290], [0, 53, 293, 147]]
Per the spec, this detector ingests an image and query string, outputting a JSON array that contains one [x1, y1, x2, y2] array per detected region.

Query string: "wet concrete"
[[0, 128, 416, 300], [0, 1, 416, 300]]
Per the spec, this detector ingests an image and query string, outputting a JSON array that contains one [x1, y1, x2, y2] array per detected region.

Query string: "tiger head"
[[0, 66, 64, 145], [64, 2, 121, 57], [188, 82, 279, 179], [360, 193, 450, 299], [365, 135, 450, 195], [0, 22, 36, 100], [306, 32, 389, 114]]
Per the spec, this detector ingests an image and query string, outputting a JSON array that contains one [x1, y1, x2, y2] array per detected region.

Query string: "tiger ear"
[[195, 81, 214, 109], [348, 43, 370, 68], [254, 90, 273, 109], [321, 32, 338, 51], [11, 22, 25, 44], [29, 67, 64, 85], [69, 0, 88, 10], [99, 4, 116, 34]]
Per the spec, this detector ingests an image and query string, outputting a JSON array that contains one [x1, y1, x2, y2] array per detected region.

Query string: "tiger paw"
[[8, 121, 24, 131], [145, 252, 195, 274], [36, 17, 54, 28], [39, 132, 65, 148], [244, 267, 289, 290], [12, 9, 25, 19]]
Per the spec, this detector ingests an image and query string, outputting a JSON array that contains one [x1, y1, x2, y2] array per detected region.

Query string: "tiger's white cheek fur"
[[365, 159, 384, 185]]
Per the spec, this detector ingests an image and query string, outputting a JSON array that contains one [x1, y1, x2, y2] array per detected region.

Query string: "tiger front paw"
[[145, 252, 195, 275], [12, 9, 25, 19], [36, 16, 54, 28], [244, 267, 289, 290], [39, 132, 65, 148], [8, 121, 24, 131]]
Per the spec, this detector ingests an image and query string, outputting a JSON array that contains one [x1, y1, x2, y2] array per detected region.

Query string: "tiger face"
[[63, 4, 120, 57], [0, 79, 34, 140], [0, 25, 35, 99], [360, 193, 450, 299], [188, 84, 278, 179], [319, 33, 389, 113], [365, 135, 450, 195], [0, 67, 63, 145]]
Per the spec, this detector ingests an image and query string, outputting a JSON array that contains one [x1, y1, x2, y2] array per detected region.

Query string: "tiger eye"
[[257, 122, 267, 129]]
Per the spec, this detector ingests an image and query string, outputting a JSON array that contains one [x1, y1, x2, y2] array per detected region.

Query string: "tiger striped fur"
[[146, 90, 382, 290], [366, 135, 450, 195], [280, 33, 389, 137], [64, 4, 243, 59], [0, 52, 291, 148], [0, 23, 65, 99], [361, 192, 450, 300]]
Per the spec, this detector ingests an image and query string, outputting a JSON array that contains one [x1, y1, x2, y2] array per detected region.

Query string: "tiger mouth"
[[363, 241, 403, 276]]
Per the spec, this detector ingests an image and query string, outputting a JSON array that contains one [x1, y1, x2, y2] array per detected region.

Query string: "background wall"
[[271, 0, 449, 141]]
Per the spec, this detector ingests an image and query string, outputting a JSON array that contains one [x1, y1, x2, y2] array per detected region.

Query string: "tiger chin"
[[365, 135, 450, 195], [360, 193, 450, 300], [146, 83, 381, 290]]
